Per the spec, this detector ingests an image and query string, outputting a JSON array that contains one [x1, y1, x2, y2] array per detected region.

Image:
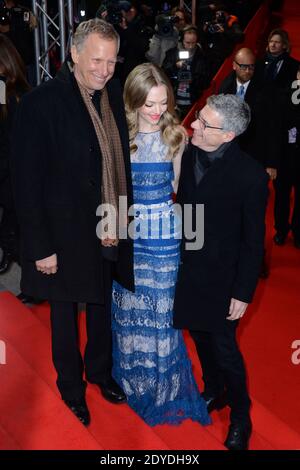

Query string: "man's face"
[[175, 12, 186, 30], [191, 104, 233, 151], [268, 34, 286, 56], [71, 33, 118, 93], [183, 32, 197, 51], [233, 54, 255, 83]]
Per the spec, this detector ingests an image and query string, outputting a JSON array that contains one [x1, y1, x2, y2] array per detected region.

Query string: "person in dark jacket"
[[219, 47, 281, 175], [11, 19, 134, 426], [163, 25, 210, 119], [253, 28, 299, 247], [219, 47, 283, 278], [255, 28, 299, 90], [273, 65, 300, 247], [174, 94, 268, 450]]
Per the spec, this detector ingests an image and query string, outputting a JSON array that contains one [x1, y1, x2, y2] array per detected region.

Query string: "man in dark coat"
[[162, 26, 210, 119], [174, 94, 268, 450], [219, 47, 281, 174], [11, 19, 134, 426], [219, 47, 282, 278], [254, 28, 300, 247]]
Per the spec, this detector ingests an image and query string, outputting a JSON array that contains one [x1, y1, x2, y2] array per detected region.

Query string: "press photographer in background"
[[163, 25, 210, 119], [146, 10, 179, 66], [201, 8, 244, 77], [97, 1, 153, 85], [0, 1, 37, 86]]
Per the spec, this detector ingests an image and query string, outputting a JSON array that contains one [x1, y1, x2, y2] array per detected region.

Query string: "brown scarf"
[[77, 82, 127, 246]]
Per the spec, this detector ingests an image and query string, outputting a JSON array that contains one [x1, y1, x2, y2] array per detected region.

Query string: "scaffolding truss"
[[179, 0, 197, 24], [32, 0, 74, 84]]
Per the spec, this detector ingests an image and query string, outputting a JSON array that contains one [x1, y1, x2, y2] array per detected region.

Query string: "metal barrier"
[[32, 0, 74, 85]]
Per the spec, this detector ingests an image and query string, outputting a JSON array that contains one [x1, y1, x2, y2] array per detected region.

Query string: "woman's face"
[[137, 84, 168, 133]]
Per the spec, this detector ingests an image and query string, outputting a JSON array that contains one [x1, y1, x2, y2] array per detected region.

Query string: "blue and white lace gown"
[[112, 131, 210, 426]]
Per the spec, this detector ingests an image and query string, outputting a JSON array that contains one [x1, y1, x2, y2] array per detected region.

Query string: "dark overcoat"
[[173, 141, 269, 333], [11, 64, 134, 302], [218, 71, 282, 169]]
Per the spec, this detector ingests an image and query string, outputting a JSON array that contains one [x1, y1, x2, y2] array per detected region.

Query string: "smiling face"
[[71, 33, 118, 93], [191, 104, 234, 151], [137, 84, 168, 133]]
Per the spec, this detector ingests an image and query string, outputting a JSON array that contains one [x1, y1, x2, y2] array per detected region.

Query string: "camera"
[[96, 1, 123, 26], [178, 69, 191, 81], [207, 23, 222, 34], [0, 2, 10, 26], [178, 50, 189, 60], [155, 14, 179, 37]]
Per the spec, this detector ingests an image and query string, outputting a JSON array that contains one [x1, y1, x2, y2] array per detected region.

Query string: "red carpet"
[[1, 0, 300, 451], [2, 184, 300, 450]]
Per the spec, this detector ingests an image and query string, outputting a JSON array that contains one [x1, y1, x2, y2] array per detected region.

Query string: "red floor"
[[0, 0, 300, 451]]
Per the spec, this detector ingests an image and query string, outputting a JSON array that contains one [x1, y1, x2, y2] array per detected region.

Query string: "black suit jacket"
[[255, 54, 299, 90], [219, 71, 282, 169], [11, 62, 134, 302], [173, 141, 268, 333]]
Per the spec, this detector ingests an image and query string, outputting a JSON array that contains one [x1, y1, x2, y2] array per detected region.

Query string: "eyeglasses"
[[234, 61, 255, 71], [194, 111, 223, 130]]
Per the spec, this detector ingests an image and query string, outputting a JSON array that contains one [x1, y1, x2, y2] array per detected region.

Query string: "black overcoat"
[[218, 71, 282, 169], [11, 64, 134, 302], [173, 141, 268, 333]]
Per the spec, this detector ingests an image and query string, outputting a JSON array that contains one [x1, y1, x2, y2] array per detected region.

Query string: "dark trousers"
[[50, 262, 113, 401], [274, 144, 300, 239], [190, 321, 251, 424]]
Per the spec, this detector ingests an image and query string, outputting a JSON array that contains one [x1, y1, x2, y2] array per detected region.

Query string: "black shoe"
[[273, 233, 286, 246], [64, 397, 90, 426], [201, 392, 228, 414], [96, 378, 127, 404], [16, 292, 44, 305], [0, 250, 13, 274], [224, 420, 252, 450]]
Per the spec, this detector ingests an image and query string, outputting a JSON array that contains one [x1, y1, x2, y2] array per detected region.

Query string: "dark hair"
[[0, 33, 30, 118]]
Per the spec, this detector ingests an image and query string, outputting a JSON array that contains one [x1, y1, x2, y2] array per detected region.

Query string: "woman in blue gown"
[[111, 63, 210, 427]]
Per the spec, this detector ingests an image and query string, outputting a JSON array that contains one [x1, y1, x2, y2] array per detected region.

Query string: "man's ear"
[[71, 45, 79, 64], [223, 130, 236, 143]]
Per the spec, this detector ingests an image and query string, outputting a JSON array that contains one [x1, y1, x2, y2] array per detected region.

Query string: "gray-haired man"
[[174, 94, 268, 449], [12, 19, 134, 425]]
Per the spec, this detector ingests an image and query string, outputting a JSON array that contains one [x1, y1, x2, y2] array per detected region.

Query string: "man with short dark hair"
[[174, 94, 269, 450]]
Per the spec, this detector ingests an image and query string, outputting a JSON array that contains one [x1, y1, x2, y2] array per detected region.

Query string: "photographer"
[[162, 26, 210, 119], [97, 1, 152, 84], [0, 1, 37, 85], [146, 11, 179, 66], [201, 8, 244, 76]]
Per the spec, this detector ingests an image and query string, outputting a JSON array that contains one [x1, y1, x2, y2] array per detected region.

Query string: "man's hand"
[[227, 298, 248, 321], [266, 167, 277, 180], [176, 60, 184, 69], [35, 254, 58, 275]]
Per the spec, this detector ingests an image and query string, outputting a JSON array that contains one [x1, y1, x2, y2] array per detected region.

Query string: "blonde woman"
[[111, 63, 210, 427]]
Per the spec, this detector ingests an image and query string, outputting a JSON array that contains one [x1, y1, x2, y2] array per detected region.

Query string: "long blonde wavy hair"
[[124, 63, 186, 159]]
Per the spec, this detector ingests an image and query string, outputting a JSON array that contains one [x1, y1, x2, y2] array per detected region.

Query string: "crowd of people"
[[0, 0, 299, 452]]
